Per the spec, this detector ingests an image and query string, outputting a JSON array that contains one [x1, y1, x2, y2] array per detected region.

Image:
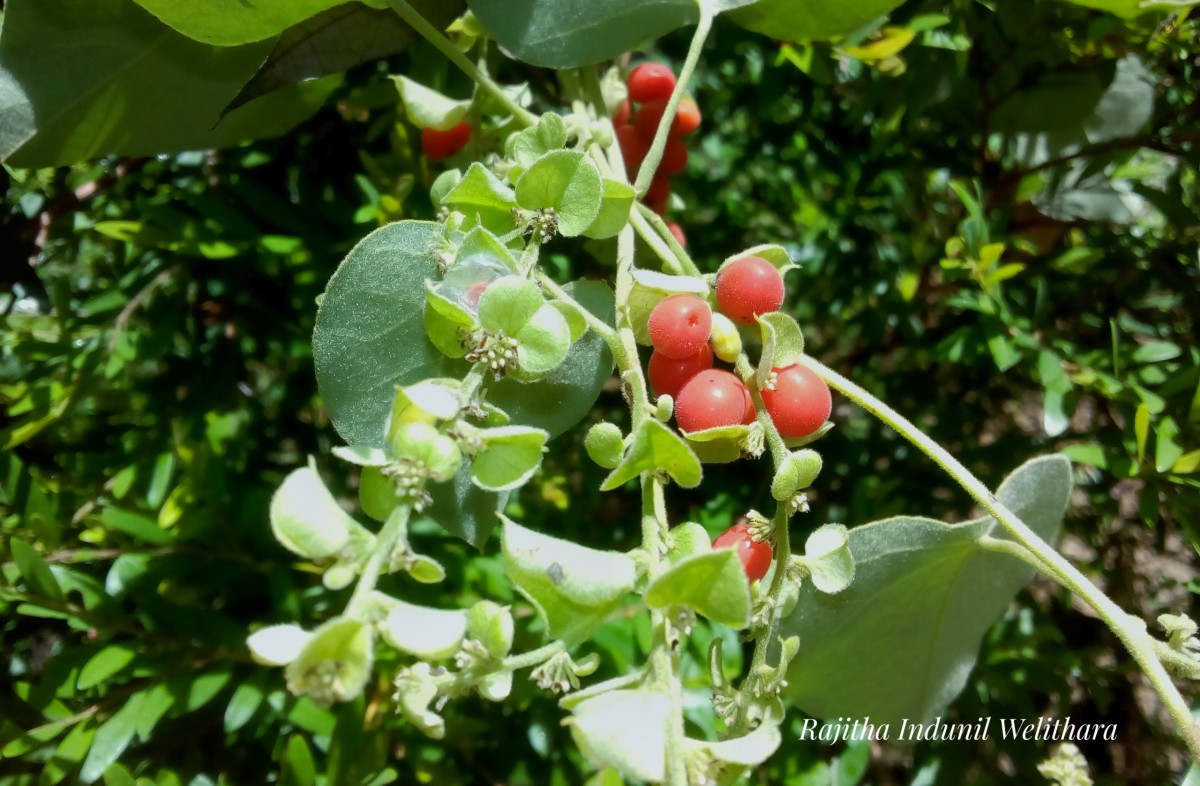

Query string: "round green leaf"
[[130, 0, 388, 45], [584, 179, 637, 240], [442, 163, 519, 235], [515, 150, 604, 237], [270, 464, 353, 559], [644, 549, 751, 629], [467, 0, 697, 68], [569, 689, 671, 782], [779, 455, 1073, 726], [501, 516, 637, 645], [801, 523, 854, 594], [478, 277, 545, 336], [313, 220, 465, 448], [729, 0, 905, 42]]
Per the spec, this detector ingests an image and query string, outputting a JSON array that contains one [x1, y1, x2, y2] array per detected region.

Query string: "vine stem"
[[345, 504, 412, 617], [384, 0, 537, 127], [634, 10, 714, 195], [800, 354, 1200, 758]]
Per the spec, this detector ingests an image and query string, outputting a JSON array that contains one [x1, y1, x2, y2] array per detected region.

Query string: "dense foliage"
[[2, 0, 1198, 784]]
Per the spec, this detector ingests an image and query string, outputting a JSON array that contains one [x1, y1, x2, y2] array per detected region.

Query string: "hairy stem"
[[346, 504, 412, 617], [384, 0, 537, 127], [801, 354, 1200, 758], [636, 204, 702, 278]]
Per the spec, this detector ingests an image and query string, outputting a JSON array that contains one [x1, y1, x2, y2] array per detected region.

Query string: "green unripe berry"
[[585, 422, 625, 469], [654, 394, 674, 423], [709, 312, 742, 363], [770, 449, 823, 501]]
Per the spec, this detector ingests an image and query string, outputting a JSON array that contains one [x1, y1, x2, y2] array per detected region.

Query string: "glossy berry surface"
[[627, 63, 677, 103], [715, 256, 785, 324], [674, 97, 702, 135], [676, 370, 750, 432], [659, 136, 689, 176], [648, 294, 711, 359], [421, 122, 470, 162], [760, 364, 832, 438], [648, 345, 712, 399], [713, 521, 772, 582]]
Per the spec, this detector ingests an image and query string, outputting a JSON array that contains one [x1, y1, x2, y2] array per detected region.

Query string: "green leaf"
[[393, 76, 472, 132], [0, 0, 336, 167], [424, 464, 507, 549], [381, 599, 468, 660], [584, 179, 637, 240], [282, 734, 317, 786], [1155, 417, 1184, 474], [685, 722, 782, 766], [666, 522, 712, 563], [511, 113, 568, 168], [478, 277, 572, 374], [779, 455, 1073, 727], [600, 419, 702, 491], [569, 689, 671, 783], [98, 508, 173, 546], [248, 625, 315, 666], [466, 0, 698, 68], [515, 151, 604, 237], [501, 516, 637, 645], [78, 644, 138, 690], [730, 0, 903, 42], [1135, 402, 1150, 463], [487, 280, 616, 439], [270, 463, 356, 559], [224, 680, 265, 734], [224, 1, 463, 111], [313, 220, 464, 448], [471, 426, 549, 491], [10, 539, 63, 601], [1056, 0, 1168, 19], [79, 694, 143, 784], [1132, 340, 1182, 364], [441, 163, 519, 235], [644, 549, 751, 629], [285, 617, 374, 706], [756, 313, 806, 383], [130, 0, 387, 45]]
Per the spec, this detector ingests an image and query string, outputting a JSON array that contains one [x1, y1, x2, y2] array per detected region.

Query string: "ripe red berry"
[[648, 345, 713, 399], [617, 124, 649, 177], [666, 222, 687, 247], [648, 294, 711, 360], [675, 97, 702, 135], [627, 63, 677, 104], [613, 99, 633, 127], [676, 370, 751, 432], [659, 136, 689, 176], [760, 364, 832, 439], [742, 386, 757, 424], [422, 122, 470, 162], [713, 521, 772, 582], [634, 99, 673, 143], [645, 175, 671, 214], [715, 256, 785, 324]]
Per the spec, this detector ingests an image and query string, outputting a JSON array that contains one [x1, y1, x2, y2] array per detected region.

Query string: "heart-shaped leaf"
[[441, 163, 519, 235], [645, 548, 751, 629], [515, 150, 604, 237], [600, 419, 702, 490], [778, 455, 1073, 726]]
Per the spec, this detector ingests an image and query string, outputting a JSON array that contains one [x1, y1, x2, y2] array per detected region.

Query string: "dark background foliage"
[[2, 0, 1198, 783]]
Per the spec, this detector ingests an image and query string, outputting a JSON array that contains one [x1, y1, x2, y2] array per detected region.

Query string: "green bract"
[[284, 617, 373, 706], [771, 449, 823, 501], [478, 277, 572, 375], [441, 163, 519, 235], [600, 419, 702, 490], [501, 517, 637, 645], [510, 112, 568, 168], [471, 426, 549, 491], [515, 151, 604, 237], [393, 75, 471, 131], [584, 179, 637, 240], [381, 599, 468, 660], [270, 462, 372, 560], [467, 601, 515, 659], [756, 313, 806, 386], [797, 523, 854, 594], [644, 549, 752, 629]]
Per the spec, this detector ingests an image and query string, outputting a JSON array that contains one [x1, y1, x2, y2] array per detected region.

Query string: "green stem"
[[636, 204, 702, 278], [634, 11, 714, 195], [736, 355, 787, 464], [559, 668, 647, 709], [384, 0, 537, 127], [800, 354, 1200, 759], [630, 209, 686, 276], [518, 228, 543, 276], [346, 504, 412, 617], [535, 271, 623, 360]]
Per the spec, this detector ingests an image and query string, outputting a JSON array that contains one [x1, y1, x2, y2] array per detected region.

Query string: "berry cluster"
[[614, 63, 701, 220], [646, 256, 832, 439], [421, 121, 471, 162]]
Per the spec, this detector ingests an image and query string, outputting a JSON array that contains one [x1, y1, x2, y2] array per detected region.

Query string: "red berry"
[[422, 122, 470, 162], [676, 370, 750, 432], [634, 99, 672, 143], [760, 364, 832, 439], [713, 521, 772, 582], [659, 136, 689, 176], [675, 97, 702, 135], [648, 294, 711, 360], [666, 222, 687, 247], [648, 345, 713, 399], [645, 175, 671, 214], [742, 386, 757, 424], [715, 256, 785, 324], [627, 63, 677, 104], [613, 99, 632, 127], [617, 124, 649, 177]]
